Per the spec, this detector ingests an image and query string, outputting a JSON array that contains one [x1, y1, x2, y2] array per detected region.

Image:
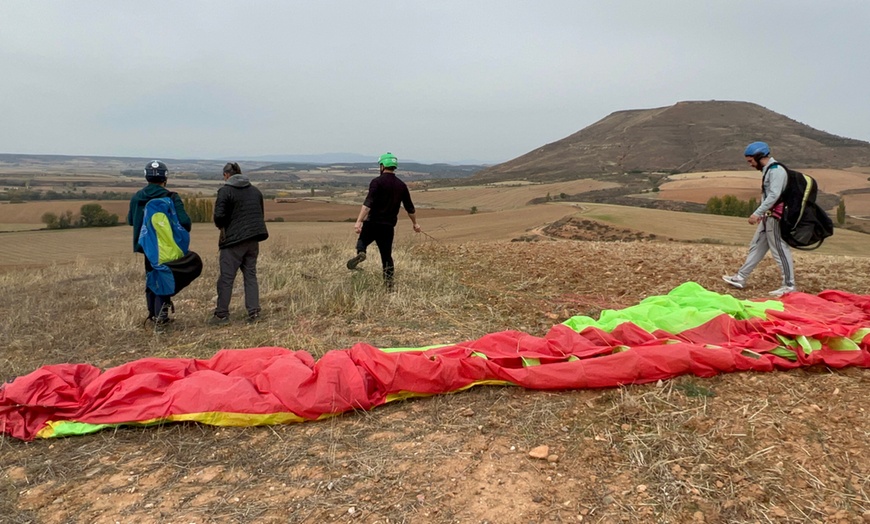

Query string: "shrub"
[[182, 197, 214, 223], [706, 195, 756, 217], [79, 203, 119, 227]]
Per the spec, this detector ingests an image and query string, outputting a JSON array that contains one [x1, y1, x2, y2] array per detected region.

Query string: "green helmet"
[[378, 152, 398, 169]]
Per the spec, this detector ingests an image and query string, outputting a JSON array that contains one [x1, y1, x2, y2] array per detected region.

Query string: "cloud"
[[1, 1, 868, 163]]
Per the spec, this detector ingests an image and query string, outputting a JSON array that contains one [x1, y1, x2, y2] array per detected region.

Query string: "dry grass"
[[3, 221, 870, 522]]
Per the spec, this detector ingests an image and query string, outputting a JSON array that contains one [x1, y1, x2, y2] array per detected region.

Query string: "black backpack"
[[767, 162, 834, 250]]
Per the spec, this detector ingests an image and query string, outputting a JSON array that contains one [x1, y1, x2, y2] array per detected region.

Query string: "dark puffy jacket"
[[214, 175, 269, 249], [127, 184, 192, 253]]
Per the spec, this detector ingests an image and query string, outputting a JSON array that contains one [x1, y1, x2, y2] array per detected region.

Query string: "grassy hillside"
[[3, 237, 870, 523], [474, 101, 870, 181]]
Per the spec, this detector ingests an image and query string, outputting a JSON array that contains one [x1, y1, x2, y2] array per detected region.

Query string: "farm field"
[[340, 178, 621, 211], [647, 168, 870, 225], [0, 200, 471, 228], [843, 192, 870, 216], [3, 200, 870, 271]]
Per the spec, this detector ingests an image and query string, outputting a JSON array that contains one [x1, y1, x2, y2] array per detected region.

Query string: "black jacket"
[[363, 171, 415, 227], [213, 175, 269, 249]]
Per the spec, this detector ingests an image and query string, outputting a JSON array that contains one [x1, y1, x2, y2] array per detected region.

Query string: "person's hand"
[[354, 222, 362, 234], [748, 214, 761, 225], [413, 223, 421, 233]]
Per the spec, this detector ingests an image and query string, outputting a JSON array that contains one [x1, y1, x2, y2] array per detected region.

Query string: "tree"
[[182, 197, 214, 223], [41, 212, 59, 229], [706, 196, 723, 215], [837, 200, 846, 225], [706, 195, 757, 217], [79, 203, 119, 227], [57, 210, 74, 229]]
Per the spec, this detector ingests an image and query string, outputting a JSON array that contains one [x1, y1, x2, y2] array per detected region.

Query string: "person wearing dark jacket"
[[347, 152, 421, 290], [127, 160, 192, 328], [209, 162, 269, 324]]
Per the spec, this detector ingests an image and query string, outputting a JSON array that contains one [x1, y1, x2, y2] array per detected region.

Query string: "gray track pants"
[[737, 216, 795, 287], [214, 239, 260, 318]]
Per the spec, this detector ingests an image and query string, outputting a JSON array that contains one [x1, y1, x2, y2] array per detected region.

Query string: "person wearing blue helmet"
[[347, 152, 421, 291], [722, 142, 796, 297]]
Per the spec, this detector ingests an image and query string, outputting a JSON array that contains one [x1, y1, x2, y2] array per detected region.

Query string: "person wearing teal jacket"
[[127, 160, 192, 329]]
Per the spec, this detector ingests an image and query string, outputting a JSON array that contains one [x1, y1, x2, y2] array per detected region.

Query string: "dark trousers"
[[215, 239, 260, 318], [143, 257, 171, 321], [356, 222, 395, 283]]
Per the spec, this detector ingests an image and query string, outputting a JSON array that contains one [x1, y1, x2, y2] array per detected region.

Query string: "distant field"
[[656, 168, 870, 206], [3, 201, 870, 270], [0, 199, 468, 225], [0, 200, 130, 223], [405, 179, 619, 211], [844, 193, 870, 216], [3, 179, 869, 270], [569, 202, 870, 257], [804, 168, 870, 193]]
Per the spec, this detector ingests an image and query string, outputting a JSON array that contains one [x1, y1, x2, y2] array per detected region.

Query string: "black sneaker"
[[246, 312, 261, 324], [346, 252, 367, 270], [207, 315, 230, 326], [154, 318, 173, 334]]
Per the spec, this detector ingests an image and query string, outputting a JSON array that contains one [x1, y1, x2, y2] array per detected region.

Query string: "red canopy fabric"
[[2, 288, 868, 441]]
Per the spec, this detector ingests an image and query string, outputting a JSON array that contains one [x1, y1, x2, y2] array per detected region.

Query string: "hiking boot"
[[722, 275, 745, 289], [246, 312, 261, 324], [769, 285, 796, 298], [154, 318, 172, 334], [346, 252, 366, 270], [207, 315, 230, 326]]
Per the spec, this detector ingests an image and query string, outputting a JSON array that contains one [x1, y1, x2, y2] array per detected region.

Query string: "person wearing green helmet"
[[347, 152, 422, 290]]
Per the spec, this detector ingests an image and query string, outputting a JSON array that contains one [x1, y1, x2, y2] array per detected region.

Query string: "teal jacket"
[[127, 184, 191, 253]]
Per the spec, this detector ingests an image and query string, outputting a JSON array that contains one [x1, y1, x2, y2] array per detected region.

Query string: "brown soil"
[[3, 239, 870, 523]]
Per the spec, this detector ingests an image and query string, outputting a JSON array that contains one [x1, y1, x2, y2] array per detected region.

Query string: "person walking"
[[127, 160, 192, 328], [347, 152, 421, 290], [209, 162, 269, 324], [723, 141, 796, 297]]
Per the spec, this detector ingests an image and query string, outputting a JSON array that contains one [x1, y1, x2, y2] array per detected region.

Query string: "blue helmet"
[[744, 141, 770, 157]]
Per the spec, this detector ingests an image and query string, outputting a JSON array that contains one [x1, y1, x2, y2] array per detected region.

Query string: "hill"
[[473, 100, 870, 182]]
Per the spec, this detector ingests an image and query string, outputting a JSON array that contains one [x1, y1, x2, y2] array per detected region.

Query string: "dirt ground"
[[3, 218, 870, 524]]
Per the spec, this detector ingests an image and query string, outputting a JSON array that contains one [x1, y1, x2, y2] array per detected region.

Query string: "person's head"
[[144, 160, 168, 185], [743, 141, 771, 171], [222, 162, 242, 180], [378, 152, 398, 174]]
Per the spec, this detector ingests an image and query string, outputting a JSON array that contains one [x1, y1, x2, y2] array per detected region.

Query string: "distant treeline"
[[705, 195, 759, 217], [41, 204, 119, 229], [2, 189, 134, 202]]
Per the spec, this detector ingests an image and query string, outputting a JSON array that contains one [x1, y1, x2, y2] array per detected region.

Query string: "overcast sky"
[[2, 1, 869, 164]]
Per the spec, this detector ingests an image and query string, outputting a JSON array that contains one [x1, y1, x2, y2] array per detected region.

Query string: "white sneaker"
[[722, 275, 745, 289], [768, 286, 796, 298]]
